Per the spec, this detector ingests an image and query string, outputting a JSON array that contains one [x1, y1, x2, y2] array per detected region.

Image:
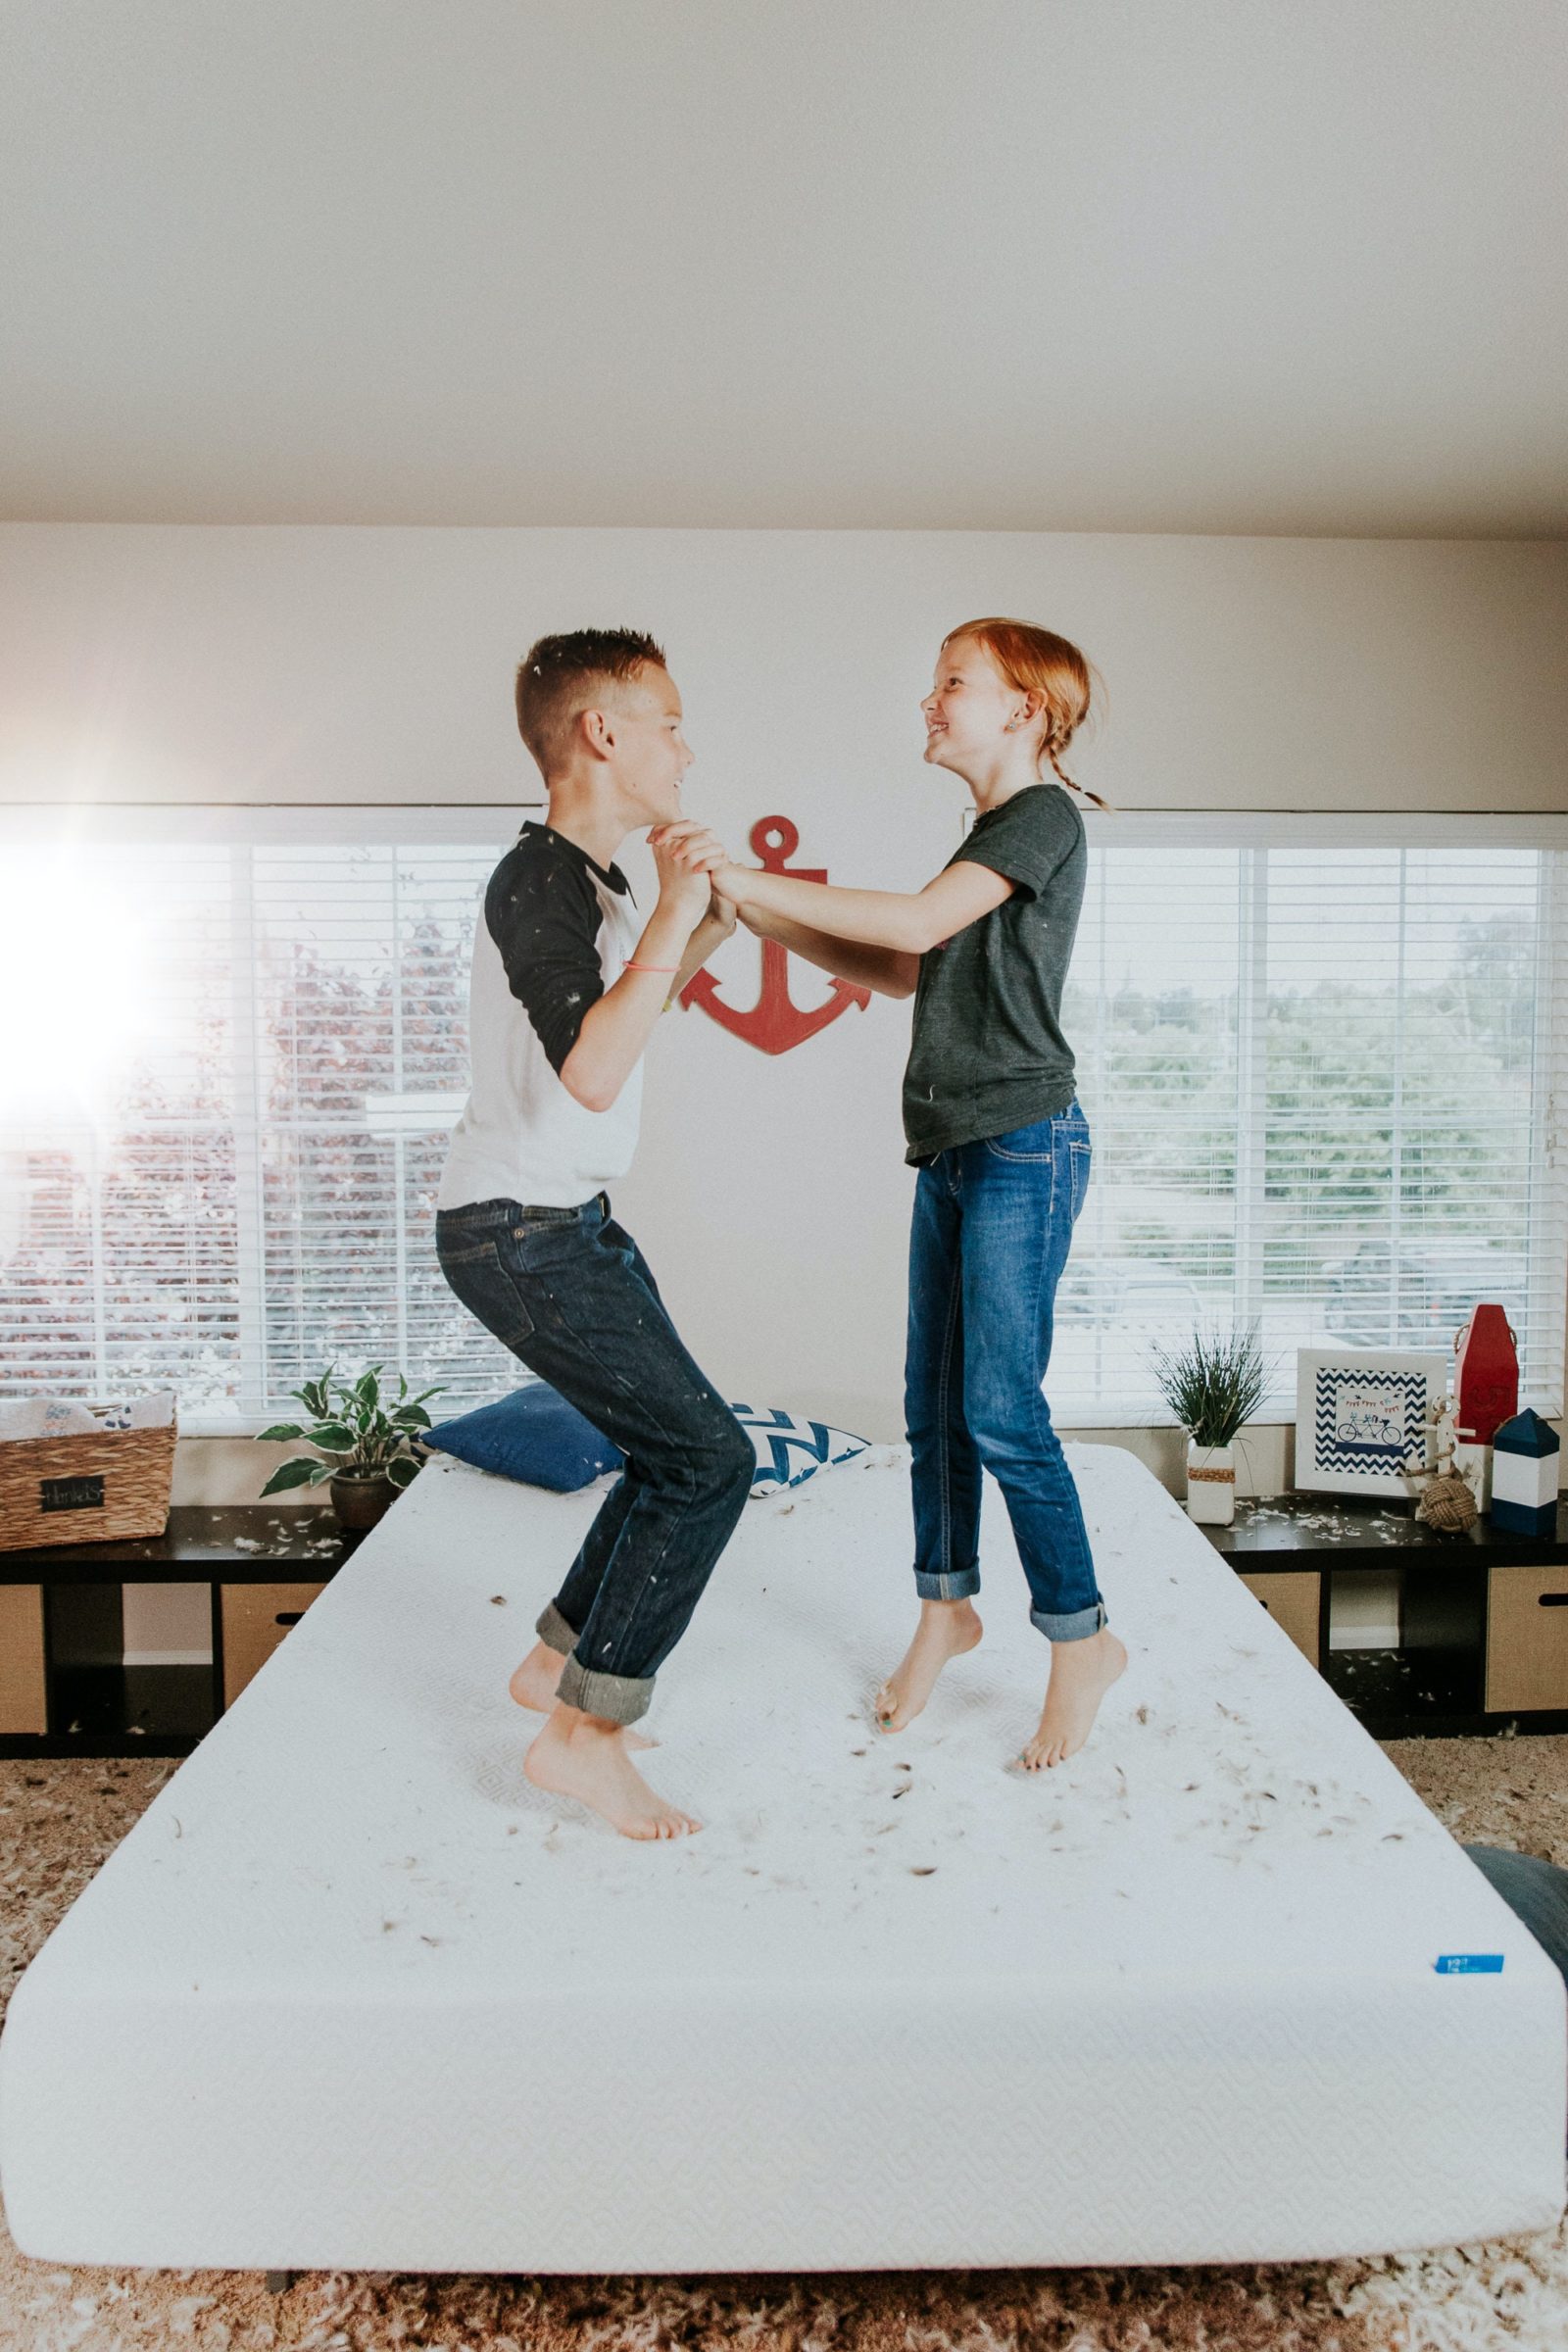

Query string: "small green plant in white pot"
[[256, 1366, 443, 1530], [1149, 1325, 1268, 1526]]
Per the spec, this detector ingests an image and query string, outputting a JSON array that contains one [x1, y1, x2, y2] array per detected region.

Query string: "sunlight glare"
[[0, 854, 155, 1120]]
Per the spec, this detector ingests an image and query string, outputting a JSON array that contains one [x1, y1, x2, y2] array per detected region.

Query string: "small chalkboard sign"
[[38, 1475, 107, 1514]]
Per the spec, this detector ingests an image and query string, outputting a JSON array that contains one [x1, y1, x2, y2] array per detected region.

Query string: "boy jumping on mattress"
[[709, 619, 1126, 1771], [436, 628, 750, 1841]]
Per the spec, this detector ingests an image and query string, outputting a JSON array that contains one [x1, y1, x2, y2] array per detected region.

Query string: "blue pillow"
[[423, 1385, 622, 1494], [424, 1389, 871, 1500], [732, 1404, 871, 1495]]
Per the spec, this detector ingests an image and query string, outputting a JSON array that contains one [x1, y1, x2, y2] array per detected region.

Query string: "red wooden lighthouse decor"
[[680, 816, 872, 1056], [1453, 1303, 1520, 1445]]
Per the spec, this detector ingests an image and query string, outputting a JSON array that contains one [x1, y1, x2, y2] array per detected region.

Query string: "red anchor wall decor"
[[679, 815, 871, 1056]]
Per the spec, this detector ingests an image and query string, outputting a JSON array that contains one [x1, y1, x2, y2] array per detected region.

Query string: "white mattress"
[[1, 1443, 1562, 2272]]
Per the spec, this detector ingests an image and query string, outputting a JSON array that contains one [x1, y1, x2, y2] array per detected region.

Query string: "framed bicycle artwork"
[[1295, 1348, 1448, 1499]]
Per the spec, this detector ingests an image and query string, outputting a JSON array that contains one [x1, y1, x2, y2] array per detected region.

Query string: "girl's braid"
[[1043, 722, 1107, 811]]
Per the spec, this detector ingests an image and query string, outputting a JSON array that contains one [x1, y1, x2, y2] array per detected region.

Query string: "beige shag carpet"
[[2, 1739, 1566, 2352]]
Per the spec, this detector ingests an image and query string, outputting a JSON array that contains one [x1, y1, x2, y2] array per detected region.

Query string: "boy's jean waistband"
[[436, 1191, 610, 1230]]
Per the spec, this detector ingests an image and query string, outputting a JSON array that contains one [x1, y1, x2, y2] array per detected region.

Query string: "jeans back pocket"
[[1067, 1138, 1092, 1222], [439, 1234, 538, 1348]]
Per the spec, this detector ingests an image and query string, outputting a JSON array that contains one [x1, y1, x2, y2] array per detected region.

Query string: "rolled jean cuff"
[[535, 1601, 579, 1657], [556, 1652, 657, 1728], [913, 1565, 982, 1601], [1030, 1598, 1107, 1642]]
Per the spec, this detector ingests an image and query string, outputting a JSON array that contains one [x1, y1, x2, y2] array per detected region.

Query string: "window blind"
[[0, 838, 521, 1421], [1057, 841, 1566, 1420], [0, 846, 241, 1407], [243, 845, 514, 1410], [1, 822, 1563, 1429]]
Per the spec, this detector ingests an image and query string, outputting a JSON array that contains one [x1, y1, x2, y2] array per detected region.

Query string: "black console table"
[[1203, 1493, 1568, 1738], [0, 1507, 362, 1758], [7, 1492, 1564, 1755]]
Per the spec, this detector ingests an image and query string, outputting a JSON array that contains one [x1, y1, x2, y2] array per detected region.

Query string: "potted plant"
[[1149, 1324, 1269, 1526], [256, 1366, 443, 1530]]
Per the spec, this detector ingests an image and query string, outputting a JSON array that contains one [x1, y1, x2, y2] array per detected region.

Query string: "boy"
[[436, 628, 753, 1840]]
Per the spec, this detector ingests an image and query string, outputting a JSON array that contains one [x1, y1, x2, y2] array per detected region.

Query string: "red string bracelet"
[[624, 960, 679, 974]]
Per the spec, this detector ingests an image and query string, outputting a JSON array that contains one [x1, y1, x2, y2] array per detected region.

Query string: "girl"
[[705, 618, 1124, 1770]]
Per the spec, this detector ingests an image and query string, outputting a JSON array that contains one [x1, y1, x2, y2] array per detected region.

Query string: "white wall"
[[4, 526, 1567, 814], [3, 525, 1565, 1471]]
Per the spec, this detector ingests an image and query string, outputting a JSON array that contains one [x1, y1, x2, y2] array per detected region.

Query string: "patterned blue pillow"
[[425, 1389, 870, 1500], [732, 1403, 871, 1496]]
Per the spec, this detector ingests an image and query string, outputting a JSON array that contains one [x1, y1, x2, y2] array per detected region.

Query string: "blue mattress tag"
[[1435, 1954, 1504, 1974]]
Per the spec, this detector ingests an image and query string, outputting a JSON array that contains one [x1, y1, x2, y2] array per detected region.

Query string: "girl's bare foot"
[[523, 1705, 701, 1840], [874, 1597, 983, 1733], [510, 1642, 655, 1749], [1019, 1628, 1128, 1770]]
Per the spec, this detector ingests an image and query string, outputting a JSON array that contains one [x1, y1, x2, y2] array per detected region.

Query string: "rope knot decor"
[[1416, 1469, 1478, 1534], [1416, 1396, 1480, 1533]]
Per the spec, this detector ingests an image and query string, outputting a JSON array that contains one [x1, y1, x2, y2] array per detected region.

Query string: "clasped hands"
[[649, 820, 759, 935]]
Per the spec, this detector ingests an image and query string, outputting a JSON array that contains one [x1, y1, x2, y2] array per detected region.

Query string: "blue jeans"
[[905, 1102, 1104, 1642], [435, 1194, 755, 1725]]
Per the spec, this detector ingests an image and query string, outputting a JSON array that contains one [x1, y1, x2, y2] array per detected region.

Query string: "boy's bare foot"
[[510, 1642, 655, 1749], [1019, 1628, 1128, 1770], [874, 1597, 983, 1733], [523, 1704, 701, 1840]]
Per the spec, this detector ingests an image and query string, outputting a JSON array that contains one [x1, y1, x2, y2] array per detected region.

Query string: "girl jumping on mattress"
[[707, 618, 1124, 1770]]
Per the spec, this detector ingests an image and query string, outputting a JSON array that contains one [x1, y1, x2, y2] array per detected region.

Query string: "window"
[[1, 812, 1563, 1429], [1055, 826, 1566, 1419], [0, 820, 524, 1424]]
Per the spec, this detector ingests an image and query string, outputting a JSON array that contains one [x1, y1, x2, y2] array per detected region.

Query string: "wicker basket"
[[0, 1409, 177, 1553]]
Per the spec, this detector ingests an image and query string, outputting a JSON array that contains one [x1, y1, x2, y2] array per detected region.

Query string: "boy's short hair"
[[514, 628, 668, 778]]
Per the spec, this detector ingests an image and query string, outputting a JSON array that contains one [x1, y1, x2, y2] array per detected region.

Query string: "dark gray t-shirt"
[[902, 783, 1088, 1163]]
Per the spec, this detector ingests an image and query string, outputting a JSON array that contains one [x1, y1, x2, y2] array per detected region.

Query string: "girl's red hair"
[[944, 617, 1107, 808]]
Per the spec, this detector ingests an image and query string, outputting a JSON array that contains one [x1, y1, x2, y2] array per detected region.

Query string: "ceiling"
[[2, 0, 1565, 534]]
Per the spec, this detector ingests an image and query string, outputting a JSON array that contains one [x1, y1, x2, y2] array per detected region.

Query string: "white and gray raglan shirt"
[[438, 822, 645, 1213]]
